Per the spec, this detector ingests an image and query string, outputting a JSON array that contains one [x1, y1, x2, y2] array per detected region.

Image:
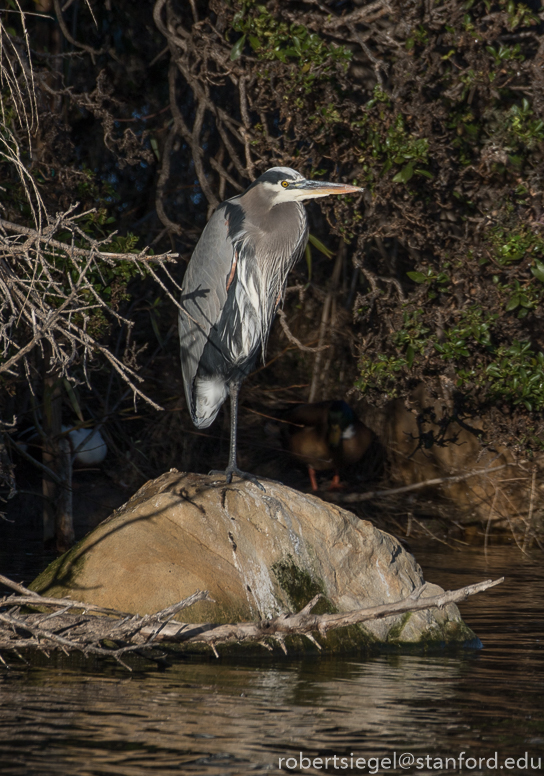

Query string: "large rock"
[[359, 383, 543, 531], [31, 471, 478, 652]]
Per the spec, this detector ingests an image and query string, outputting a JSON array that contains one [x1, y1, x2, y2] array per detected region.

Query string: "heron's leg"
[[209, 381, 265, 491], [226, 380, 241, 474]]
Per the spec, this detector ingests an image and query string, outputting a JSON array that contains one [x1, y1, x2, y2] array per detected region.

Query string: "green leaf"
[[392, 162, 415, 184], [407, 271, 428, 283], [406, 344, 415, 368], [505, 296, 520, 311], [230, 34, 246, 61], [308, 233, 334, 259], [150, 312, 164, 347], [305, 242, 312, 281], [150, 137, 160, 162], [232, 10, 246, 27], [415, 168, 434, 179], [531, 262, 544, 282], [63, 378, 84, 423]]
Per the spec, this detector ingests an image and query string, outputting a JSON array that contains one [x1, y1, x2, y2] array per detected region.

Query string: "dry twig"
[[329, 464, 510, 503]]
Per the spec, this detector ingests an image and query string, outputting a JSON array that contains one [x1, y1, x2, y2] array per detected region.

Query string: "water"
[[0, 543, 542, 775]]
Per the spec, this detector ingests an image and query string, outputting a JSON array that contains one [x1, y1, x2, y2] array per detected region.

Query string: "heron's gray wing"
[[178, 202, 235, 418]]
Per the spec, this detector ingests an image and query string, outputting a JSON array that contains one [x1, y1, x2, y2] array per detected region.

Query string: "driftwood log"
[[0, 574, 504, 668]]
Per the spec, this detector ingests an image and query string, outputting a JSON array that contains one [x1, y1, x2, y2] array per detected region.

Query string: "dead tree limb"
[[0, 574, 503, 664], [329, 464, 511, 503]]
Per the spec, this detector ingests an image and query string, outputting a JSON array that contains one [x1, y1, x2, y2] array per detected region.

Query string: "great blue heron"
[[179, 166, 363, 486]]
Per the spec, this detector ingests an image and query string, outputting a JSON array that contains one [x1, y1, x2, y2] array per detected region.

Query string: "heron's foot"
[[208, 467, 266, 492]]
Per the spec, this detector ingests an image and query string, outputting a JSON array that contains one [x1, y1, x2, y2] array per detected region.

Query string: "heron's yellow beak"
[[293, 179, 364, 200]]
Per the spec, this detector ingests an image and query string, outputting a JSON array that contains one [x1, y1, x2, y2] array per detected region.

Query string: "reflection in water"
[[0, 546, 542, 775]]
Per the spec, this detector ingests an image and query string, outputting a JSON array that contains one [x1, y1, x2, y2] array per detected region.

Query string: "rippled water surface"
[[0, 543, 543, 775]]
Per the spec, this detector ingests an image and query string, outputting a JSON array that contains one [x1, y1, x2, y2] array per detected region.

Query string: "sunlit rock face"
[[359, 383, 540, 532], [30, 471, 477, 653]]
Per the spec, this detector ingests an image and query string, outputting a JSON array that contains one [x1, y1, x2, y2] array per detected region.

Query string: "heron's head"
[[248, 167, 363, 205]]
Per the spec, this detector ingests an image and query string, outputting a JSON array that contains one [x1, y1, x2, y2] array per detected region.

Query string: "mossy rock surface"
[[30, 471, 478, 653]]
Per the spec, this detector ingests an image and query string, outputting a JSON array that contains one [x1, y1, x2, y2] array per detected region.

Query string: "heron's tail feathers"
[[192, 376, 228, 428]]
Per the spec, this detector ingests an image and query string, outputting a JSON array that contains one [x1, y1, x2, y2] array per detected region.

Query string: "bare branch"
[[330, 464, 511, 503], [0, 574, 503, 664], [0, 219, 178, 263], [0, 209, 175, 410], [276, 309, 328, 353], [52, 0, 104, 62]]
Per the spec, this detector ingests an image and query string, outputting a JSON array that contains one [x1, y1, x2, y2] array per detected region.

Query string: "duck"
[[282, 400, 373, 491], [61, 425, 108, 466], [16, 424, 108, 467]]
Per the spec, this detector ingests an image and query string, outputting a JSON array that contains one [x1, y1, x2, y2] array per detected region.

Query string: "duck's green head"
[[327, 401, 355, 447]]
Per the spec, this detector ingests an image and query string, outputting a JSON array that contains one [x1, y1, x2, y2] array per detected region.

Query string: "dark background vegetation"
[[1, 0, 544, 527]]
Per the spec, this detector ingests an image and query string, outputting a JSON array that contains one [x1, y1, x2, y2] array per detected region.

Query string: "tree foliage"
[[1, 0, 544, 502]]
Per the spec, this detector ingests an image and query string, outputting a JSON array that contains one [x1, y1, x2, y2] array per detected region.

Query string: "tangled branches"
[[0, 211, 178, 408], [0, 572, 503, 667], [2, 0, 544, 533]]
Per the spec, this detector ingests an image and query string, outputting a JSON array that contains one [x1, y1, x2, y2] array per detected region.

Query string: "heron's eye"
[[281, 181, 289, 188]]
